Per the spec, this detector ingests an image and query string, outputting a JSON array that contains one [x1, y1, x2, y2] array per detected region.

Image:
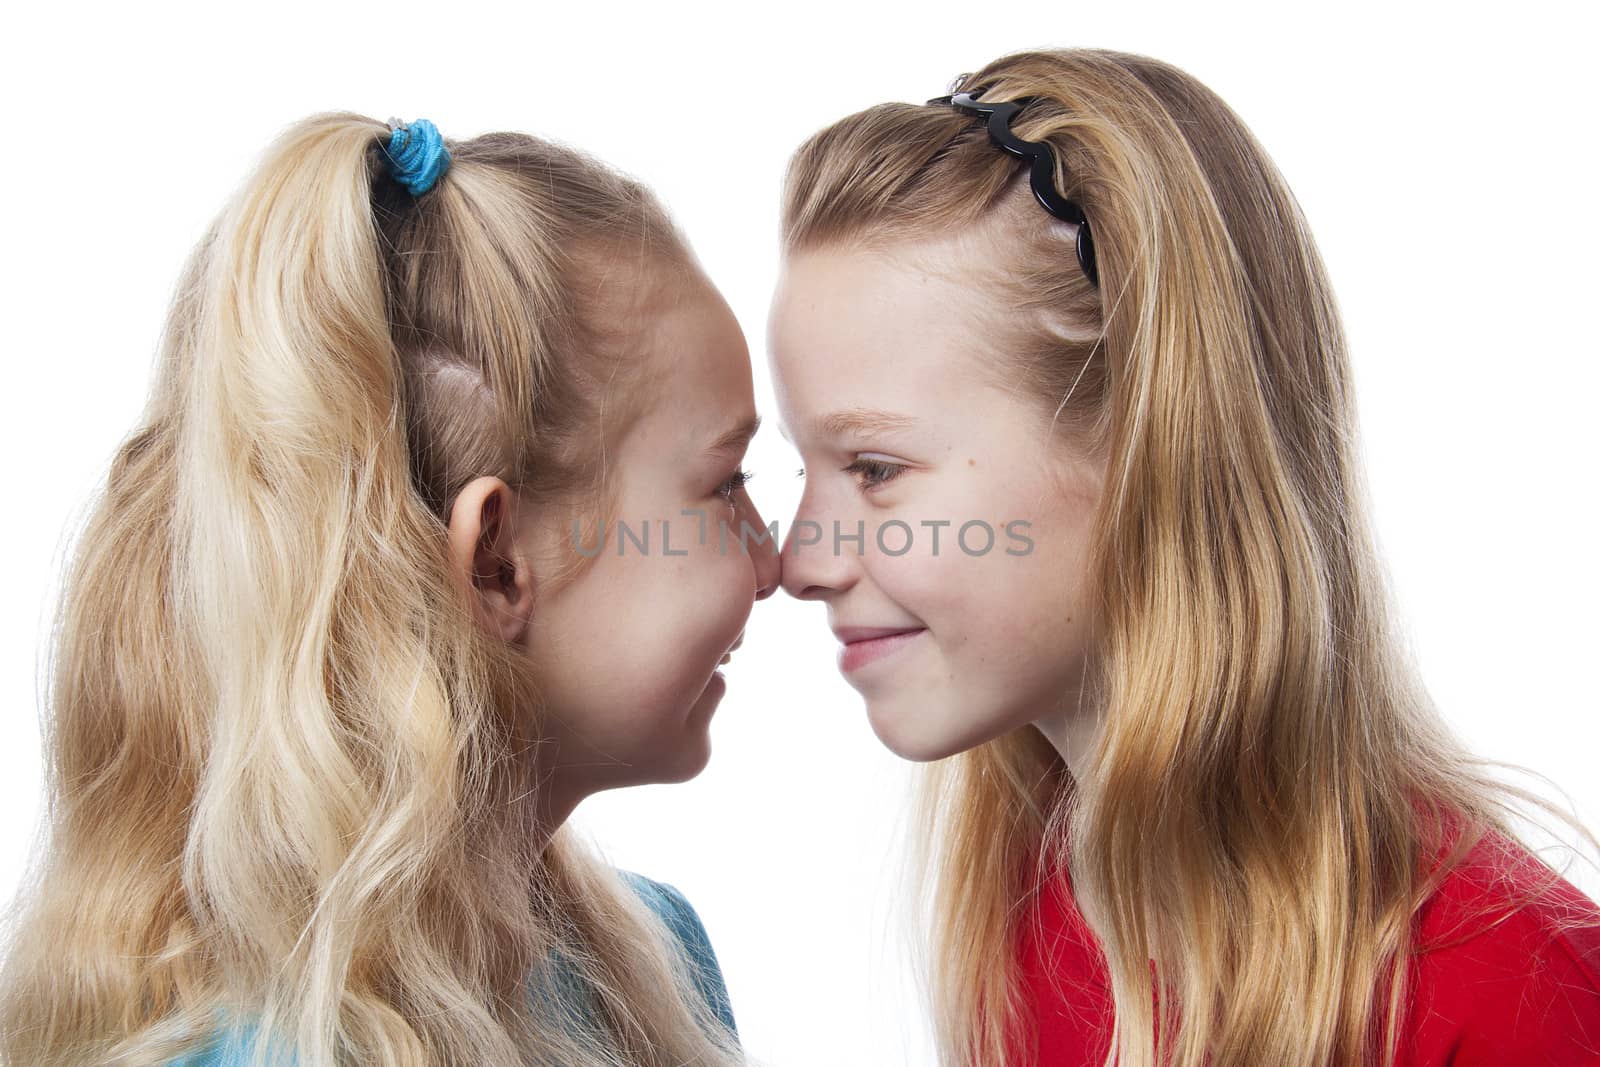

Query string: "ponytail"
[[1, 111, 739, 1067]]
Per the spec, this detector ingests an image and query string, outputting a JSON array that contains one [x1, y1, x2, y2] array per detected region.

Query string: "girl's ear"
[[445, 476, 536, 645]]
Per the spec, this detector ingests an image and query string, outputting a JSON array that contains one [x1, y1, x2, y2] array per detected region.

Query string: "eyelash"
[[795, 458, 908, 491], [717, 467, 754, 504]]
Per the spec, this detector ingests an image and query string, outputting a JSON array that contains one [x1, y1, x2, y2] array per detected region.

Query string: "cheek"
[[666, 539, 752, 671], [870, 544, 978, 628], [528, 536, 748, 783], [873, 541, 1050, 666], [602, 538, 749, 700], [969, 509, 1100, 695], [871, 484, 1096, 669]]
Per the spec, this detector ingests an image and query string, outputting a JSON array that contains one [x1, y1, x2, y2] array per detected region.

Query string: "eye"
[[716, 467, 754, 505], [842, 456, 906, 491]]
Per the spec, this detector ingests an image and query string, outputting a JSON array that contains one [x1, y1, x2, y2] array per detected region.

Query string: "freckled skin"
[[769, 242, 1106, 766]]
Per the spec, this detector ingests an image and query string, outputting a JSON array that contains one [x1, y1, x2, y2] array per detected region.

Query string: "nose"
[[739, 493, 782, 601], [777, 499, 858, 602]]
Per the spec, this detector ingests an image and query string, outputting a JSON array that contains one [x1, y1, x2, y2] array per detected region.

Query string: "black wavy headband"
[[926, 90, 1100, 288]]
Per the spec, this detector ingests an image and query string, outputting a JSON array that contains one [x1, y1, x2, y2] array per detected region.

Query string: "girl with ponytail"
[[769, 48, 1600, 1066], [0, 112, 776, 1066]]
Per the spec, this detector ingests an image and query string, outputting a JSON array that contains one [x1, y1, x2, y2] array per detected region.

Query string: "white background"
[[3, 2, 1596, 1064]]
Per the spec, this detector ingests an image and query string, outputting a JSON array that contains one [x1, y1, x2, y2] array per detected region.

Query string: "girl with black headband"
[[768, 47, 1600, 1066], [0, 113, 775, 1066]]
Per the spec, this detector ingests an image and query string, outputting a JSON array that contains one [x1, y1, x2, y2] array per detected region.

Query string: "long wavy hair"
[[0, 113, 742, 1066], [782, 48, 1597, 1067]]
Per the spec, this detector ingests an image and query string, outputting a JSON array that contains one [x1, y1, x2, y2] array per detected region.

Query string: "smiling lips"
[[834, 626, 926, 673], [719, 626, 925, 672]]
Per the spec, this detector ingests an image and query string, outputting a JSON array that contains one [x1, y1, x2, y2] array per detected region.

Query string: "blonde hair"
[[782, 48, 1597, 1067], [1, 113, 740, 1066]]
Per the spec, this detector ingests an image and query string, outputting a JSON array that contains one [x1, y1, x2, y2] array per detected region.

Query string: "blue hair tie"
[[383, 118, 451, 197]]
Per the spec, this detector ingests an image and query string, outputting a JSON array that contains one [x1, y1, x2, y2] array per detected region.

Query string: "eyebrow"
[[703, 414, 762, 457], [815, 408, 918, 439]]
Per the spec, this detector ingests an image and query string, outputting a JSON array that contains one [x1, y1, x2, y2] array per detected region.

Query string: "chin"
[[675, 742, 714, 782], [867, 693, 1024, 763], [651, 727, 715, 784], [865, 703, 968, 763]]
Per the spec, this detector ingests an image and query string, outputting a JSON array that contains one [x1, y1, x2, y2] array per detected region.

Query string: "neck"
[[1033, 712, 1098, 782], [527, 761, 591, 851], [1031, 669, 1104, 781]]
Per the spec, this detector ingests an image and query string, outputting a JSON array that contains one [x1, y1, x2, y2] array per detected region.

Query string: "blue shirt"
[[168, 871, 736, 1065]]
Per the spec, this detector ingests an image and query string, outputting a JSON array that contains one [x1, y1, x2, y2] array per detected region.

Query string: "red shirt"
[[1014, 831, 1600, 1065]]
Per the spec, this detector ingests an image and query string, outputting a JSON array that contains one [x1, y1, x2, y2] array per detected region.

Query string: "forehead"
[[609, 256, 754, 453], [768, 242, 993, 437], [773, 238, 992, 349]]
